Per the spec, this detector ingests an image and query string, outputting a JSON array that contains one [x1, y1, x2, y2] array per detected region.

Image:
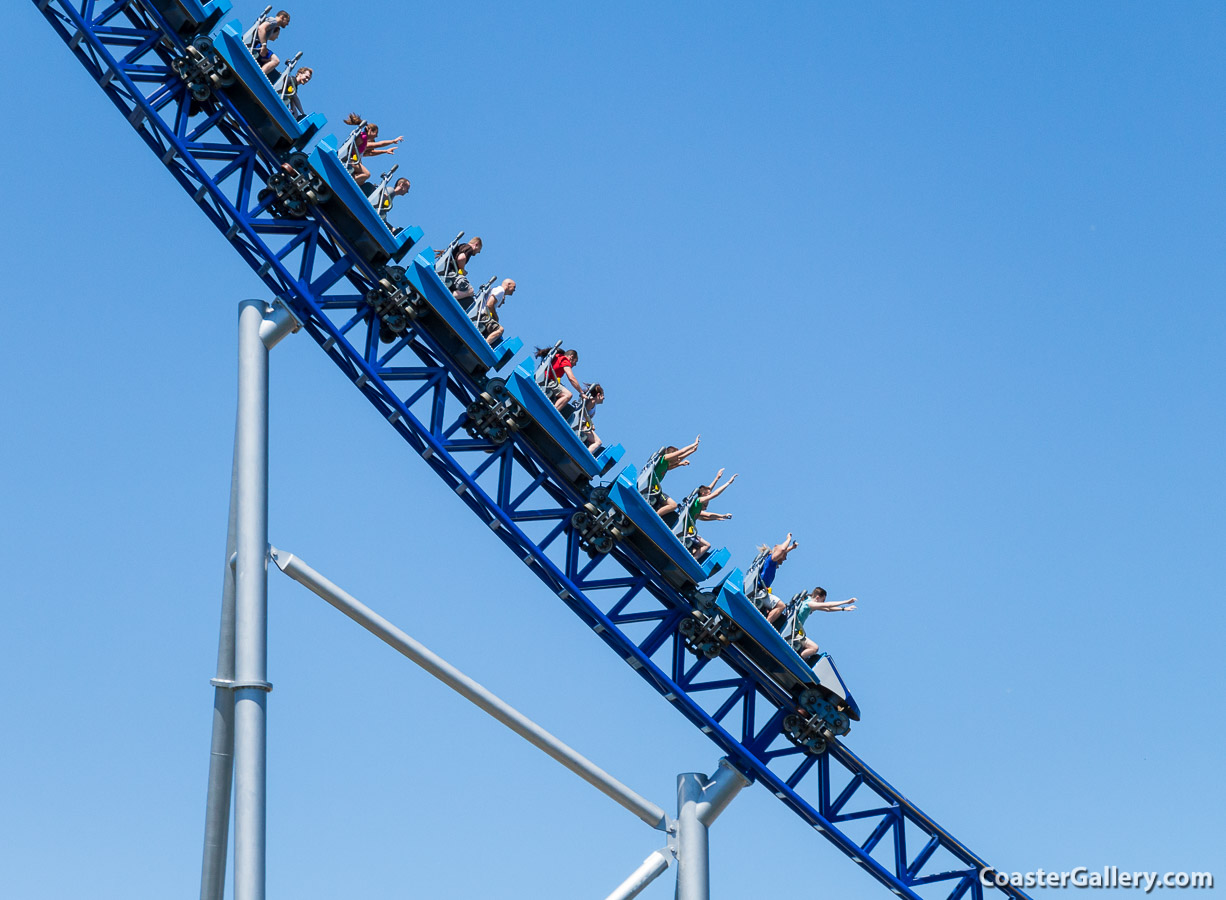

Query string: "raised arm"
[[367, 136, 404, 150], [665, 435, 701, 465], [770, 532, 798, 563], [703, 472, 738, 504], [810, 597, 857, 612]]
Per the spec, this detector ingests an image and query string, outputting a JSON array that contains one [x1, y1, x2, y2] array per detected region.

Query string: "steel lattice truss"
[[31, 3, 1033, 899]]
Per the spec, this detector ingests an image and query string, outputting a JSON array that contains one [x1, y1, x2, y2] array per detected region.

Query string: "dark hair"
[[697, 485, 711, 496], [588, 383, 604, 398], [663, 445, 678, 454], [394, 177, 410, 190], [566, 349, 579, 365], [297, 66, 313, 77], [277, 10, 291, 23], [344, 112, 364, 126], [811, 586, 827, 600]]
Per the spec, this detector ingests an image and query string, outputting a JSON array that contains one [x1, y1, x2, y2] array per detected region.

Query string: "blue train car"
[[603, 464, 730, 590], [210, 23, 325, 152], [399, 252, 521, 377], [306, 135, 423, 267], [502, 362, 624, 488], [143, 0, 231, 39], [683, 570, 859, 752]]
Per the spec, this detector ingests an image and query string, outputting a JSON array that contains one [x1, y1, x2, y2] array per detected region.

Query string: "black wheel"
[[724, 623, 743, 643], [571, 510, 592, 532], [488, 425, 508, 445], [592, 533, 615, 555], [807, 737, 828, 755], [678, 617, 697, 637], [783, 714, 802, 734], [287, 151, 309, 171], [702, 643, 721, 660], [466, 401, 486, 421], [193, 36, 214, 55], [486, 378, 507, 400], [798, 689, 819, 709], [590, 486, 609, 505]]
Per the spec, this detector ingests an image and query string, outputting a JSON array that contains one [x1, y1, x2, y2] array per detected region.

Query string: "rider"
[[246, 9, 290, 76], [640, 437, 701, 518], [435, 236, 483, 301], [275, 65, 312, 120], [534, 346, 582, 411], [370, 176, 411, 222], [574, 383, 605, 452], [780, 587, 857, 662], [474, 278, 516, 345], [341, 114, 403, 186], [677, 468, 737, 560], [747, 532, 799, 624]]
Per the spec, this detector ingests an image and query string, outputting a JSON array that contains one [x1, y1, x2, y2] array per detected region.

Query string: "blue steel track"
[[29, 3, 1033, 898]]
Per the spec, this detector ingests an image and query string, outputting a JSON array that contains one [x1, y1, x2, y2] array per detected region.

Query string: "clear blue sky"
[[2, 1, 1223, 898]]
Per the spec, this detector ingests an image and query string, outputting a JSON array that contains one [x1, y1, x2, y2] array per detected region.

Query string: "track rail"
[[30, 3, 1032, 898]]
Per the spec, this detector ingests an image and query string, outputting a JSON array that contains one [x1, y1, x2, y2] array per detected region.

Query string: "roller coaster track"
[[30, 3, 1033, 898]]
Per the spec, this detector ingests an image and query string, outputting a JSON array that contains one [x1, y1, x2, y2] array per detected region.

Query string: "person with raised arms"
[[639, 437, 701, 518], [780, 587, 857, 662]]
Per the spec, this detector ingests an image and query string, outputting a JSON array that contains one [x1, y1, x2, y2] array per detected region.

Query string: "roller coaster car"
[[305, 136, 423, 267], [682, 571, 860, 755], [498, 360, 624, 488], [209, 24, 325, 153], [143, 0, 231, 40], [588, 465, 730, 587], [382, 252, 522, 377]]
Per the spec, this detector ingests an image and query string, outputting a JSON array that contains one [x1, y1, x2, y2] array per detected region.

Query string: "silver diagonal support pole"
[[603, 848, 672, 900], [199, 300, 299, 900], [269, 546, 669, 831]]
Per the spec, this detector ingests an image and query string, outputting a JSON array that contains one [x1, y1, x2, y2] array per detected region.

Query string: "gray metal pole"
[[232, 300, 275, 900], [675, 774, 709, 900], [604, 849, 672, 900], [674, 760, 750, 900], [269, 547, 669, 831], [199, 443, 239, 900]]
